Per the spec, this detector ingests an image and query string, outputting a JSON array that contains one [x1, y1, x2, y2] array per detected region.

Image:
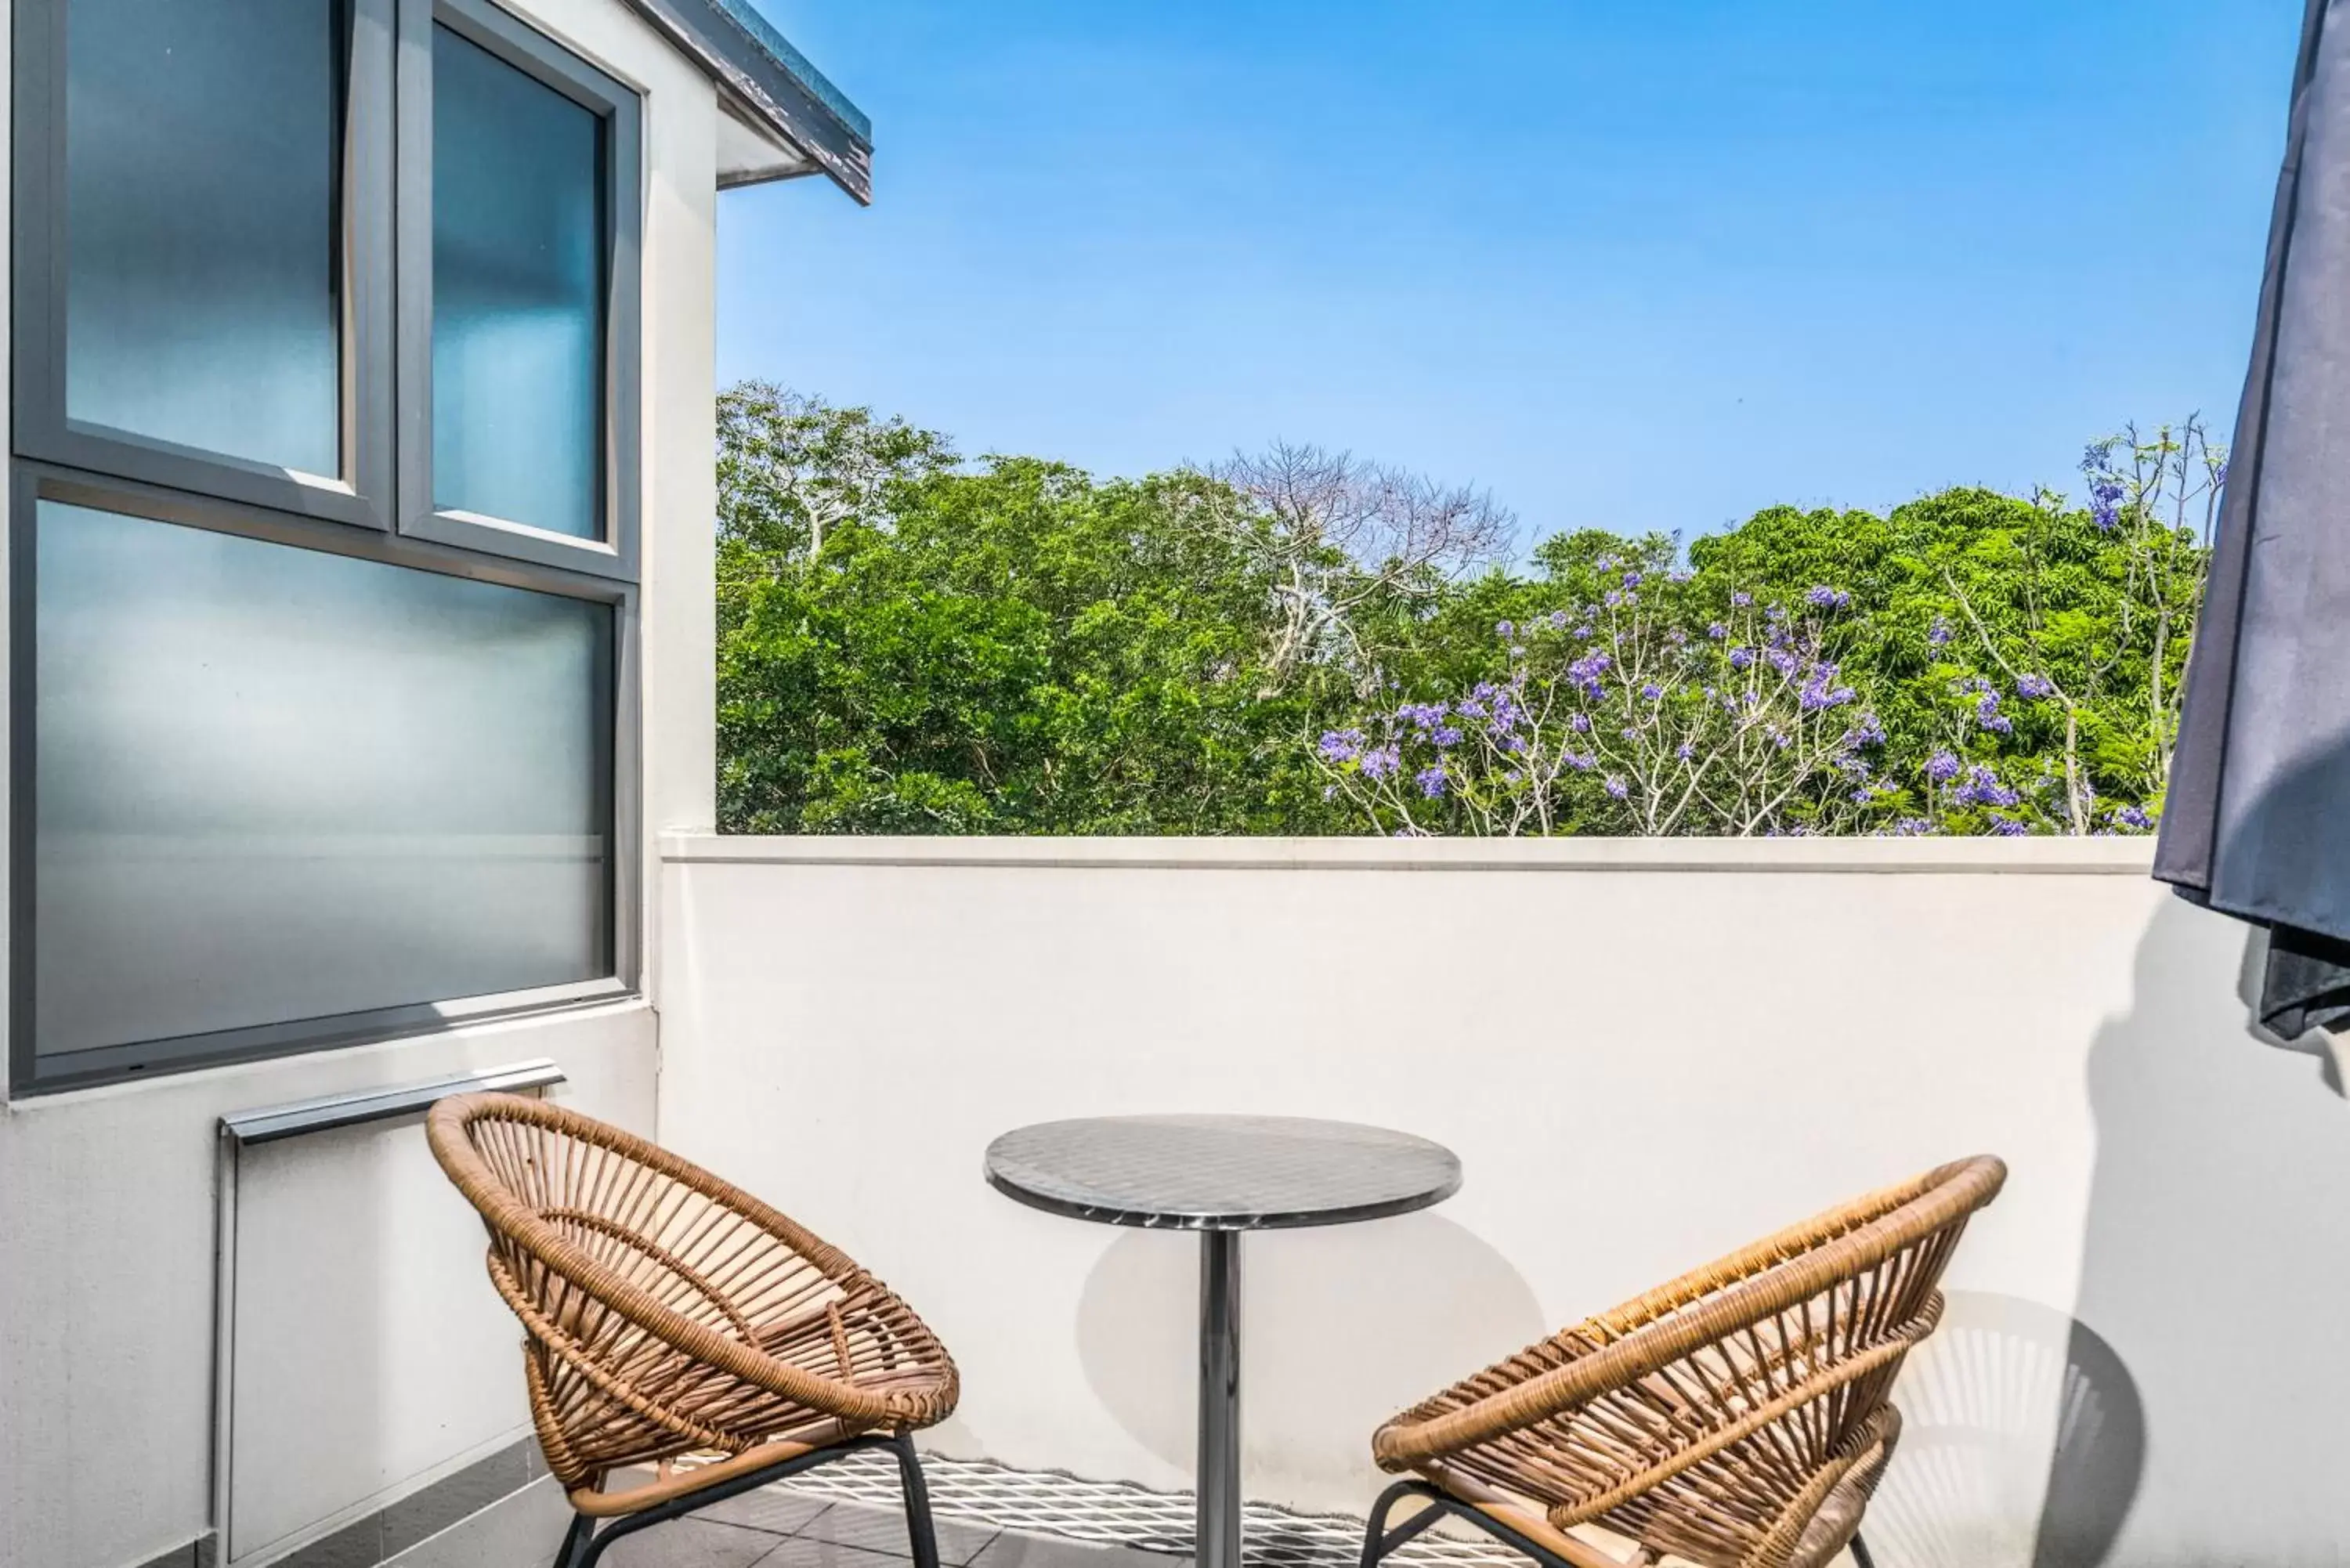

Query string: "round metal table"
[[983, 1115, 1462, 1568]]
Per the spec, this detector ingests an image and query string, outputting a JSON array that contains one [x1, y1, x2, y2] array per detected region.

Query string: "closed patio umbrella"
[[2157, 0, 2350, 1036]]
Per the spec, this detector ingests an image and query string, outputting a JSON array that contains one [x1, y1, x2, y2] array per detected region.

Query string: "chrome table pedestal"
[[985, 1115, 1462, 1568]]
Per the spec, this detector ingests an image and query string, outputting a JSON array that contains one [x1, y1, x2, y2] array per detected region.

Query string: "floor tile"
[[796, 1500, 1000, 1565], [967, 1530, 1189, 1568], [750, 1536, 927, 1568], [696, 1487, 837, 1537], [600, 1517, 794, 1568]]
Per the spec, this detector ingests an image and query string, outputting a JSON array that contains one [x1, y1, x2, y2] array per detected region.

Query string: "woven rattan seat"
[[428, 1091, 960, 1567], [1362, 1157, 2006, 1568]]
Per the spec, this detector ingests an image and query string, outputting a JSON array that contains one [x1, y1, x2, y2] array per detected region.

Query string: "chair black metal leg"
[[1361, 1479, 1444, 1568], [893, 1430, 944, 1568], [1848, 1531, 1876, 1568], [550, 1512, 594, 1568]]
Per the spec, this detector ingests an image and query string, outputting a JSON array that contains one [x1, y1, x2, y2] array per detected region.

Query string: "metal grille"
[[769, 1451, 1527, 1568]]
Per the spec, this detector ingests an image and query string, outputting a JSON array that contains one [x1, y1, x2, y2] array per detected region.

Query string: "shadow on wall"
[[2059, 894, 2350, 1565], [1867, 1292, 2142, 1568], [1074, 1213, 1546, 1510]]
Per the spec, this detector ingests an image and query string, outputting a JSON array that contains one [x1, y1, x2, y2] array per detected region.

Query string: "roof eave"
[[618, 0, 873, 204]]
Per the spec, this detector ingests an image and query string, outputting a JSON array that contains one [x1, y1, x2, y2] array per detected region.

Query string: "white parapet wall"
[[656, 834, 2350, 1568]]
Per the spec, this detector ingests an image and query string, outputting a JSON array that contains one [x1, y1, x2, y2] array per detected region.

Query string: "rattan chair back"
[[427, 1091, 959, 1505], [1372, 1156, 2006, 1568]]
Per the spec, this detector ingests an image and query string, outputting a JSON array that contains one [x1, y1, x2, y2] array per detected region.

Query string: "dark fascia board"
[[619, 0, 872, 201]]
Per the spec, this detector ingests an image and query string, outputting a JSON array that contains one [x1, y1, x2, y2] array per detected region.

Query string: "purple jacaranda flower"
[[1892, 817, 1936, 836], [2110, 804, 2155, 831], [1851, 787, 1874, 804], [1767, 648, 1801, 677], [1621, 726, 1640, 741], [1951, 765, 2021, 808], [1568, 650, 1612, 685], [1676, 740, 1696, 761], [1729, 646, 1755, 670], [1730, 591, 1754, 608], [1317, 729, 1363, 764], [1596, 555, 1618, 573], [1770, 729, 1792, 749], [1622, 571, 1643, 588], [1432, 726, 1462, 748], [1359, 745, 1401, 782], [1988, 815, 2030, 837], [1766, 604, 1787, 622], [1548, 609, 1570, 630], [1927, 617, 1953, 649], [1603, 591, 1624, 609], [1640, 682, 1664, 700], [2090, 479, 2125, 532], [1495, 620, 1515, 638], [1842, 713, 1887, 748], [1603, 776, 1629, 800], [1707, 622, 1729, 639], [1577, 623, 1596, 640], [1455, 697, 1488, 721], [1566, 751, 1596, 771], [1665, 628, 1688, 646], [1415, 764, 1448, 799], [1669, 569, 1694, 583], [1509, 645, 1527, 660], [2016, 674, 2056, 699], [1925, 748, 1961, 783], [1570, 711, 1593, 733], [2081, 440, 2114, 475], [1976, 692, 2013, 734], [1806, 585, 1852, 610], [1322, 785, 1338, 801], [1397, 702, 1448, 730], [1799, 679, 1856, 711], [2214, 459, 2229, 489]]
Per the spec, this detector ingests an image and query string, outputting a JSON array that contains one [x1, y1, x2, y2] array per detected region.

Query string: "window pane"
[[33, 501, 613, 1059], [432, 25, 603, 539], [64, 0, 342, 476]]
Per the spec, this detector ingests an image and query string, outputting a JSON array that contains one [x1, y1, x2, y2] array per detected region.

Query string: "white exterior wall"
[[656, 836, 2350, 1568], [0, 0, 721, 1561]]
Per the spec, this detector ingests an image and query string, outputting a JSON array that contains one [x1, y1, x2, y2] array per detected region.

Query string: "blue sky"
[[721, 2, 2303, 545]]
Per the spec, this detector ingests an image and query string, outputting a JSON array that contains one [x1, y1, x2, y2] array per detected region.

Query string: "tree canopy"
[[718, 383, 2217, 837]]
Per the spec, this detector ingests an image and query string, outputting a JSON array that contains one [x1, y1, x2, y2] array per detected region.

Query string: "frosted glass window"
[[432, 24, 603, 539], [33, 501, 613, 1059], [63, 0, 342, 476]]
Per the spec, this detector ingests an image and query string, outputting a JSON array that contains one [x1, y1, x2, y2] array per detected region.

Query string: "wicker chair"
[[1362, 1157, 2006, 1568], [426, 1092, 961, 1568]]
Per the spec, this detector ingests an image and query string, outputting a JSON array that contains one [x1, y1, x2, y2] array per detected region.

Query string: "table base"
[[1198, 1230, 1241, 1568]]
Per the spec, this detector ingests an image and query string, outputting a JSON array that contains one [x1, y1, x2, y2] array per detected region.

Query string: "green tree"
[[717, 388, 1354, 833]]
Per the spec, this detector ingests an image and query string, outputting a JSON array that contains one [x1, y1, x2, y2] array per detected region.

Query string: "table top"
[[983, 1114, 1462, 1231]]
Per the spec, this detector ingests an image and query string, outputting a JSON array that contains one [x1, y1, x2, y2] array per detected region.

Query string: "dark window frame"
[[9, 0, 398, 529], [397, 0, 642, 580], [6, 0, 647, 1094]]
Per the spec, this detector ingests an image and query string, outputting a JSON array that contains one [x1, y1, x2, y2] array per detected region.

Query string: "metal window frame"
[[9, 0, 399, 530], [5, 461, 645, 1097], [395, 0, 643, 581], [6, 0, 650, 1095]]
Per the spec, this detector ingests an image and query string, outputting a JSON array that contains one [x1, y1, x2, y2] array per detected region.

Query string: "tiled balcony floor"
[[599, 1451, 1525, 1568]]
